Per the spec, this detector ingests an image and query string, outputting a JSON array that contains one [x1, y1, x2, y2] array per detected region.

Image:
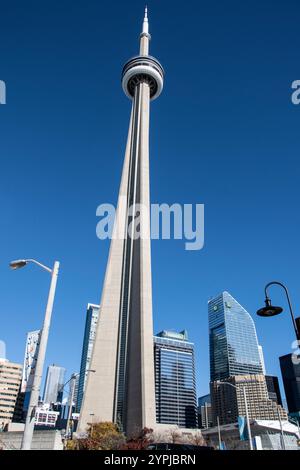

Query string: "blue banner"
[[238, 416, 249, 441]]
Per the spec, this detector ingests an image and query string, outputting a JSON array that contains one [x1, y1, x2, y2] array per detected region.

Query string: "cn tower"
[[78, 8, 164, 435]]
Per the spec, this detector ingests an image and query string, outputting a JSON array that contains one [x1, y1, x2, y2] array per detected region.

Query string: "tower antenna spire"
[[142, 5, 149, 34], [140, 5, 150, 55]]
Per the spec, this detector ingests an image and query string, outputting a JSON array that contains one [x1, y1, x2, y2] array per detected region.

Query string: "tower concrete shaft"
[[78, 9, 164, 436]]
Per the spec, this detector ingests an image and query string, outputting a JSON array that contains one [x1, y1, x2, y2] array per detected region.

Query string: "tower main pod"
[[78, 9, 164, 436]]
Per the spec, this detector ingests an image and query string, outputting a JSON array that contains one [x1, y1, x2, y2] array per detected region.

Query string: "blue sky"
[[0, 0, 299, 400]]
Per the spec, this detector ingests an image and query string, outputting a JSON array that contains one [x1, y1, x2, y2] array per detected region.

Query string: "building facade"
[[211, 374, 288, 425], [76, 304, 100, 412], [78, 8, 164, 436], [73, 373, 79, 411], [43, 365, 66, 405], [198, 394, 212, 429], [154, 331, 197, 429], [0, 359, 22, 428], [209, 292, 263, 381], [208, 292, 288, 426], [34, 403, 60, 428], [19, 330, 41, 418], [258, 345, 266, 375], [280, 353, 300, 414], [265, 375, 283, 406]]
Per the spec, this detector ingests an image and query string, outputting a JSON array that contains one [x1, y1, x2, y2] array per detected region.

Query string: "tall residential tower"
[[76, 304, 100, 412], [78, 9, 164, 435]]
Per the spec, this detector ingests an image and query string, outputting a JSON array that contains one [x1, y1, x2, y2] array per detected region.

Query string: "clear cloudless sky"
[[0, 0, 299, 400]]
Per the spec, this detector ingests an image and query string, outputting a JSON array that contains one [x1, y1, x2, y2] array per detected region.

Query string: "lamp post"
[[64, 373, 78, 440], [204, 402, 208, 429], [9, 258, 59, 450], [216, 416, 222, 449], [64, 369, 95, 440], [216, 380, 253, 450], [277, 407, 286, 450], [256, 281, 300, 342], [89, 413, 95, 436]]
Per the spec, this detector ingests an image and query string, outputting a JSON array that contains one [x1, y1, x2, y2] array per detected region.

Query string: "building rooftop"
[[155, 330, 189, 341]]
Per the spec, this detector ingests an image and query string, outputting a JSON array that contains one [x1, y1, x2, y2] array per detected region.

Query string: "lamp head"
[[257, 297, 283, 317], [9, 259, 28, 270]]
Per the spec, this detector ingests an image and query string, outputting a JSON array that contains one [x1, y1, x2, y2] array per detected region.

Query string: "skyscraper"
[[211, 374, 287, 426], [154, 331, 197, 429], [43, 365, 66, 405], [198, 394, 212, 429], [78, 9, 164, 435], [73, 373, 80, 411], [21, 330, 41, 415], [0, 359, 22, 428], [76, 304, 100, 412], [258, 345, 266, 375], [208, 292, 287, 425], [209, 291, 263, 381], [265, 375, 283, 406], [279, 354, 300, 415]]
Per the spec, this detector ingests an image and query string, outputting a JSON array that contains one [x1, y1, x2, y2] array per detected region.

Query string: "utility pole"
[[217, 416, 222, 449]]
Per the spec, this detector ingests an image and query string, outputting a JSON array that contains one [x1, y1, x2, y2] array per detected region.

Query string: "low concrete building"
[[202, 420, 300, 450]]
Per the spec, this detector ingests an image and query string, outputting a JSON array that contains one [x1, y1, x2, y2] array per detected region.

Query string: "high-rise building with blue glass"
[[154, 330, 197, 428], [76, 304, 100, 412], [208, 292, 289, 425], [209, 291, 263, 381]]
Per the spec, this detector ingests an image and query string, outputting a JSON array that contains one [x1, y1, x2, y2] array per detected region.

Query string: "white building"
[[202, 419, 300, 450], [34, 403, 59, 428]]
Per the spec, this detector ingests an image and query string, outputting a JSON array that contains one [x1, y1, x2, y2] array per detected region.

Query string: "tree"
[[121, 427, 154, 450], [169, 428, 181, 444], [66, 421, 125, 450], [188, 431, 206, 446]]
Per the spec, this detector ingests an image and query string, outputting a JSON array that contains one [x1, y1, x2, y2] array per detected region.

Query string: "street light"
[[216, 380, 253, 450], [10, 260, 28, 270], [89, 413, 95, 436], [63, 369, 95, 440], [10, 258, 59, 450], [256, 281, 300, 341], [59, 373, 79, 441]]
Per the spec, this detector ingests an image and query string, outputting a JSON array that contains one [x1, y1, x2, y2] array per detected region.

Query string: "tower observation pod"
[[122, 6, 164, 100]]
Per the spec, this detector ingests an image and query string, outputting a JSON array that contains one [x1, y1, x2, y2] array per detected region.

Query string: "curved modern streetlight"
[[9, 258, 59, 450], [256, 281, 300, 342]]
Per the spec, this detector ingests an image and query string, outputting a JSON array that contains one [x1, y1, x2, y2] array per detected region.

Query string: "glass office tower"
[[43, 365, 66, 404], [154, 330, 197, 428], [76, 304, 100, 412], [209, 291, 263, 381], [280, 353, 300, 415], [265, 375, 283, 405]]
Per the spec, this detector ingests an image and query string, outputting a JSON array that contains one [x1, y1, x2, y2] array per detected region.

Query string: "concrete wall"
[[0, 430, 63, 450]]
